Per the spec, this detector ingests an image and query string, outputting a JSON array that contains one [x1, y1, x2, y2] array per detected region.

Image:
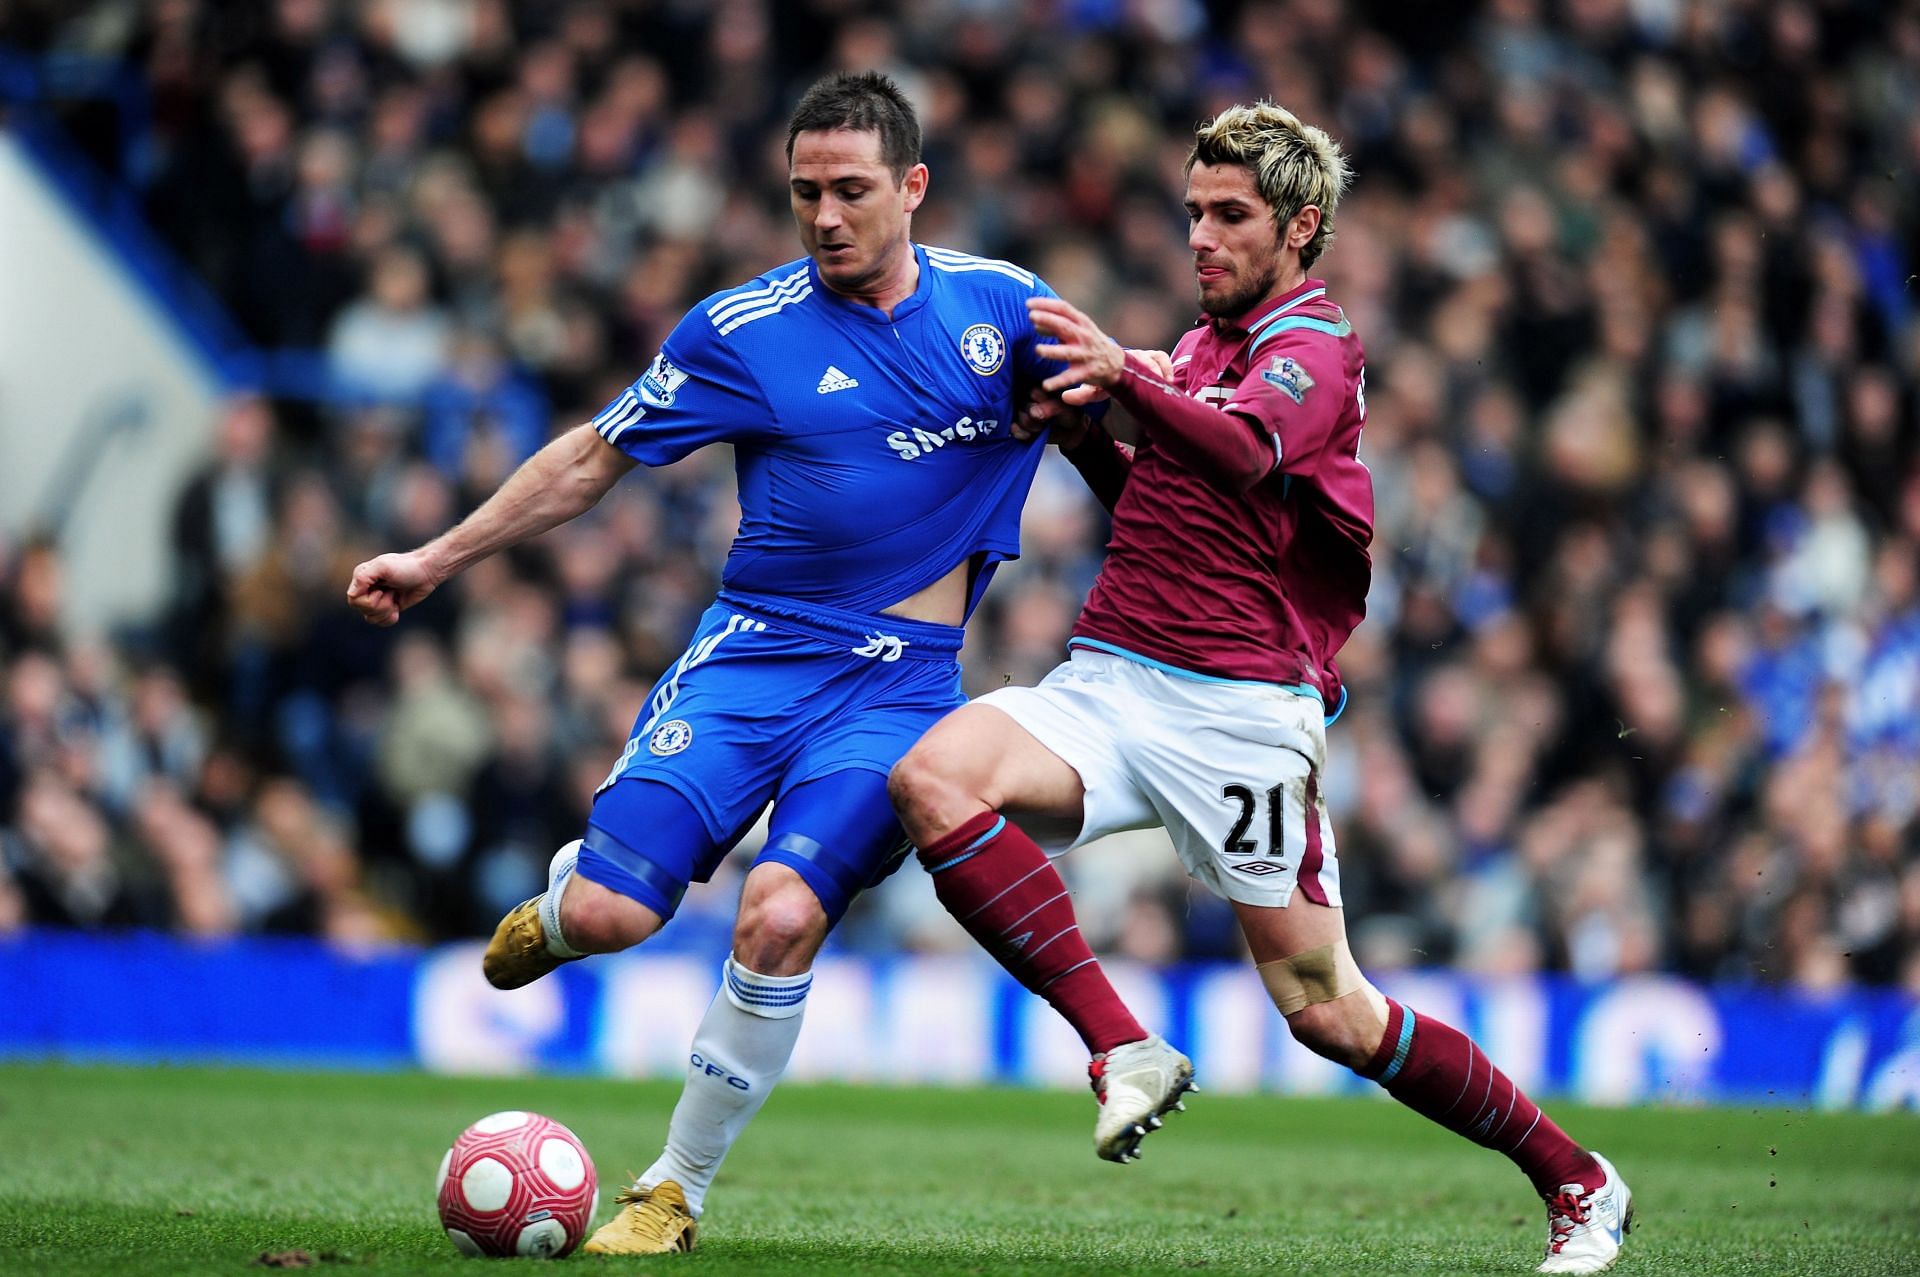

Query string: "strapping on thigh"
[[1256, 939, 1367, 1015]]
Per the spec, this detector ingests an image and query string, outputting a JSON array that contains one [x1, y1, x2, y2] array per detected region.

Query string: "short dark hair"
[[786, 71, 921, 181]]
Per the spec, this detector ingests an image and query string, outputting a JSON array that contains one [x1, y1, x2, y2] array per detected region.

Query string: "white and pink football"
[[435, 1111, 598, 1258]]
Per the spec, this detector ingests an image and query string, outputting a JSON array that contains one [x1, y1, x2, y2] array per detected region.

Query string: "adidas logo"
[[816, 365, 859, 394]]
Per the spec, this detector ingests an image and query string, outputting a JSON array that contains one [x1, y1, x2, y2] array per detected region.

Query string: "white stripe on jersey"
[[706, 267, 810, 325], [924, 245, 1035, 284], [593, 388, 644, 442], [926, 259, 1036, 287], [924, 246, 1035, 287], [716, 284, 814, 335]]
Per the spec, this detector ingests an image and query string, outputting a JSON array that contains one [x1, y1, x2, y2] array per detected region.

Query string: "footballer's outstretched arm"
[[1030, 296, 1273, 494], [1104, 358, 1275, 493], [346, 424, 637, 626]]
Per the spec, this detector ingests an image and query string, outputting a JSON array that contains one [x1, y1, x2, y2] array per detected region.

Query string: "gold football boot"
[[482, 841, 588, 990], [480, 894, 580, 990], [582, 1180, 698, 1255]]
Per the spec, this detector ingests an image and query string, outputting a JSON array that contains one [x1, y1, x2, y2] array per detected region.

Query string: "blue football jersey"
[[590, 245, 1065, 617]]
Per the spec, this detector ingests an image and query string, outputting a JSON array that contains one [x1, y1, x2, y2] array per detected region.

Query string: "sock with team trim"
[[1361, 997, 1600, 1196], [536, 841, 584, 958], [637, 955, 810, 1215], [917, 810, 1146, 1054]]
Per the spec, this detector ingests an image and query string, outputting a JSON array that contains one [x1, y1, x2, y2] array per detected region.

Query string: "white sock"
[[637, 954, 811, 1216], [537, 840, 584, 959]]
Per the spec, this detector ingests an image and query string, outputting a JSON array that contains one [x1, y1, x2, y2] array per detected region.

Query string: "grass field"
[[0, 1063, 1915, 1276]]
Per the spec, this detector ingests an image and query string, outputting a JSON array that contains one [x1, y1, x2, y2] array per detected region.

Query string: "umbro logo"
[[1231, 861, 1289, 877], [817, 365, 859, 394]]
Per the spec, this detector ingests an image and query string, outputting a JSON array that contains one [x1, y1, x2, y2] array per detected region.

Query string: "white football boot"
[[1090, 1033, 1195, 1163], [1538, 1151, 1634, 1273]]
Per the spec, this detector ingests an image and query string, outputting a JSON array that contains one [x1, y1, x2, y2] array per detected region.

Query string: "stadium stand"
[[1, 0, 1916, 999]]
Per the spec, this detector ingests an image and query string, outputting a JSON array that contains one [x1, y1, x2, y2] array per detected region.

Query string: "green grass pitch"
[[0, 1063, 1915, 1275]]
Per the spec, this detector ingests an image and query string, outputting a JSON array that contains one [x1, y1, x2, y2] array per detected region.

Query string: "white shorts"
[[977, 646, 1342, 909]]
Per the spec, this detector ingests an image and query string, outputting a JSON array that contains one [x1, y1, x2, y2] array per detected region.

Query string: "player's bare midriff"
[[879, 557, 970, 626]]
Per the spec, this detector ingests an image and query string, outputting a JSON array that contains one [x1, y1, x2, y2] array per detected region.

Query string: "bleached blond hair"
[[1189, 102, 1350, 268]]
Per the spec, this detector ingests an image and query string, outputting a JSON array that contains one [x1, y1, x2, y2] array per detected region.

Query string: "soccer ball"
[[435, 1111, 598, 1258]]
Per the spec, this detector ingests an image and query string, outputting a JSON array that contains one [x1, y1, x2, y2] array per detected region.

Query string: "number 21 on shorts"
[[1220, 781, 1287, 865]]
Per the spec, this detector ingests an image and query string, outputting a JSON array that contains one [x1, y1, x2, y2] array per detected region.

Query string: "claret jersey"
[[1073, 277, 1374, 704], [591, 245, 1064, 618]]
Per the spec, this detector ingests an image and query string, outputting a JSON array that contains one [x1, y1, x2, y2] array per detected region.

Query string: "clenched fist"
[[345, 551, 439, 626]]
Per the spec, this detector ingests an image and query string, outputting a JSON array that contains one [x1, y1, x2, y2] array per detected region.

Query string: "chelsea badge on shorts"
[[648, 719, 694, 756], [960, 323, 1005, 375]]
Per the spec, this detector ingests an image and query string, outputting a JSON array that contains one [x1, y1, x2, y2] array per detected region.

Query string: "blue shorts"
[[581, 589, 965, 922]]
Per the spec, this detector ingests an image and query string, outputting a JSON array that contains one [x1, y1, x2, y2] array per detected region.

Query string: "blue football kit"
[[576, 245, 1064, 923]]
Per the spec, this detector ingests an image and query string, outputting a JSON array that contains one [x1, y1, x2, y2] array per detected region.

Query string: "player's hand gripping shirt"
[[1072, 278, 1374, 704], [591, 245, 1063, 618]]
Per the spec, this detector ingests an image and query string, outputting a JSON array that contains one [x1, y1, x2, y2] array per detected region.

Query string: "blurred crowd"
[[2, 0, 1918, 993]]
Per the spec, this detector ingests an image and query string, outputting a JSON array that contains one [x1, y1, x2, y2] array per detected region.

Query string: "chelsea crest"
[[960, 324, 1005, 376], [648, 719, 694, 756]]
